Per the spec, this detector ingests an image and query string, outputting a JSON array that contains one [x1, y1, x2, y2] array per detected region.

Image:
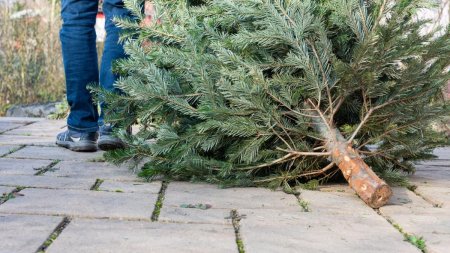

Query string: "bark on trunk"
[[313, 120, 393, 208], [326, 129, 392, 208]]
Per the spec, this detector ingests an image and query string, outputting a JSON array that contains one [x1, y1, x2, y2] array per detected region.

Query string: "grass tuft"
[[151, 181, 168, 221]]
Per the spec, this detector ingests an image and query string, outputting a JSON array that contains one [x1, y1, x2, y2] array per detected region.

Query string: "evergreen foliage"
[[100, 0, 450, 188]]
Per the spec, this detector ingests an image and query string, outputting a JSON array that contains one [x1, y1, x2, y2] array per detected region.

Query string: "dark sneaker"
[[56, 130, 98, 152], [97, 125, 126, 151]]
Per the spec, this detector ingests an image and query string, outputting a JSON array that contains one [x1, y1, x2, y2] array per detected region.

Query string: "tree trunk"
[[313, 119, 393, 208], [328, 130, 392, 208]]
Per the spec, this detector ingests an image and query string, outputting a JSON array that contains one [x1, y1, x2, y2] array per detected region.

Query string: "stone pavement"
[[0, 117, 449, 253]]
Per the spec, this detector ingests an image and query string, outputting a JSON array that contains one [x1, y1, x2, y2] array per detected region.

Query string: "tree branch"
[[297, 162, 335, 177], [348, 108, 374, 143], [276, 147, 331, 156], [307, 99, 333, 133], [307, 39, 333, 119], [237, 152, 298, 171], [347, 90, 429, 144], [372, 0, 388, 32]]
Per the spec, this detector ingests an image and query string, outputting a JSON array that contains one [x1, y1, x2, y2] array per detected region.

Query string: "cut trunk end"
[[331, 143, 392, 208], [370, 184, 392, 208], [309, 111, 393, 208]]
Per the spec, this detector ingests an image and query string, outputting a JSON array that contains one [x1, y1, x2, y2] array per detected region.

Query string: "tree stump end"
[[367, 184, 392, 208]]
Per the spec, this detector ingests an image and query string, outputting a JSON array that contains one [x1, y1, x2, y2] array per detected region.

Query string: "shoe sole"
[[56, 140, 97, 152], [98, 138, 125, 151]]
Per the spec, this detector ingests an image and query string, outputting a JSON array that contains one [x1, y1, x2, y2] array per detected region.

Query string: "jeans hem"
[[68, 124, 99, 133]]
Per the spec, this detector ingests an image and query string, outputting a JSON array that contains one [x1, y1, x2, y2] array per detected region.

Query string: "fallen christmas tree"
[[101, 0, 450, 208]]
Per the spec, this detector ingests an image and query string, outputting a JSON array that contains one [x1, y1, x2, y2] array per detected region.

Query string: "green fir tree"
[[100, 0, 449, 191]]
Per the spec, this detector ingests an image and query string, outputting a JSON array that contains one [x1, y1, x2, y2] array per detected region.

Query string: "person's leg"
[[98, 0, 132, 124], [97, 0, 133, 150], [60, 0, 99, 132], [58, 0, 99, 151]]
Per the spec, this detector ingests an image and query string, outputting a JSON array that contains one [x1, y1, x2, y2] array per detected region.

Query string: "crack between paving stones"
[[231, 210, 246, 253], [90, 178, 105, 191], [0, 187, 24, 205], [295, 191, 311, 212], [0, 121, 35, 135], [34, 160, 61, 176], [0, 185, 98, 191], [151, 181, 168, 221], [2, 157, 56, 161], [0, 211, 153, 222], [376, 209, 428, 253], [407, 185, 443, 208], [0, 210, 238, 224], [0, 145, 26, 158], [35, 216, 71, 253], [23, 144, 57, 148], [419, 164, 450, 168]]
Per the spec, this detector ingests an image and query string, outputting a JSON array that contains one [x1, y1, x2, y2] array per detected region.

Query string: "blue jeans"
[[60, 0, 132, 133]]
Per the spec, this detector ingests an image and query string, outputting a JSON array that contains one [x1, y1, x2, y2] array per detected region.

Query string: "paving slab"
[[4, 128, 58, 137], [0, 188, 157, 220], [7, 146, 104, 161], [433, 148, 449, 160], [380, 188, 450, 253], [415, 163, 450, 171], [410, 165, 450, 187], [0, 175, 95, 190], [45, 161, 138, 181], [318, 184, 354, 193], [0, 134, 56, 146], [0, 145, 22, 156], [300, 189, 376, 215], [385, 188, 428, 206], [4, 120, 66, 136], [239, 209, 418, 253], [99, 180, 161, 194], [160, 206, 233, 225], [414, 186, 450, 209], [11, 118, 64, 126], [0, 186, 15, 196], [47, 219, 236, 253], [160, 182, 298, 224], [0, 214, 62, 253], [0, 117, 43, 124], [0, 158, 53, 175], [416, 160, 450, 167], [164, 182, 298, 209], [0, 122, 26, 133]]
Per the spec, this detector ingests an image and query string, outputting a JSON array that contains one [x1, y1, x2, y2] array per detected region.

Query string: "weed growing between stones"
[[0, 145, 25, 158], [34, 160, 61, 176], [378, 210, 427, 252], [392, 223, 427, 252], [231, 210, 246, 253], [90, 179, 105, 191], [298, 199, 311, 212], [151, 181, 168, 221], [407, 184, 444, 208], [36, 217, 71, 253], [0, 187, 24, 205]]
